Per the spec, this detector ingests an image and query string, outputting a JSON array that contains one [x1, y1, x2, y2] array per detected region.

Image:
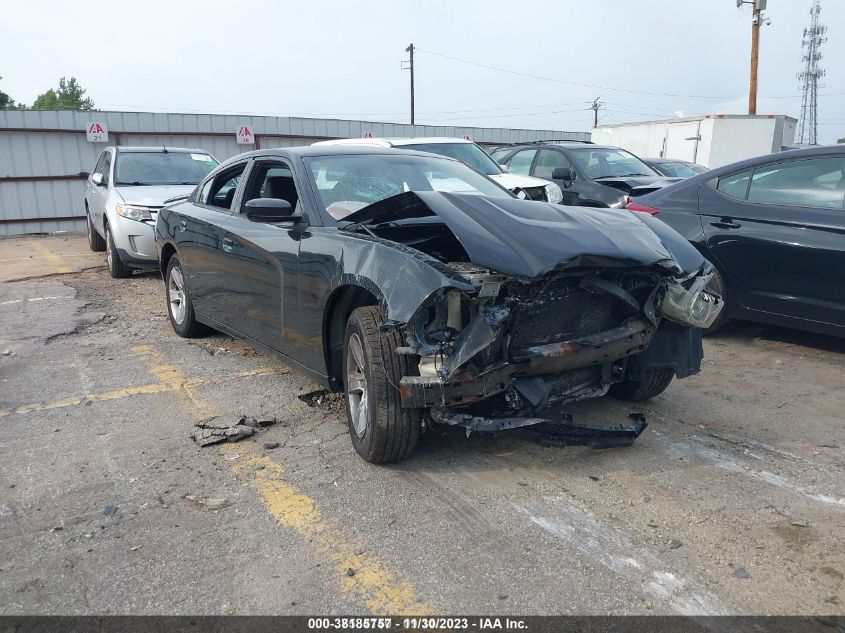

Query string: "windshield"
[[401, 142, 503, 176], [656, 161, 707, 178], [569, 148, 659, 179], [305, 154, 511, 220], [114, 152, 218, 185]]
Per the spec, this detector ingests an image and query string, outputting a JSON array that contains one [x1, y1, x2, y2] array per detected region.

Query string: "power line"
[[416, 47, 737, 99]]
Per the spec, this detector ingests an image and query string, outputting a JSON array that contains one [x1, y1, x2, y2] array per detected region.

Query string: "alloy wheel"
[[345, 332, 369, 438], [168, 266, 187, 326]]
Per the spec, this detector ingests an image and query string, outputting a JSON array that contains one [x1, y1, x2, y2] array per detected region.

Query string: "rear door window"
[[506, 149, 537, 176], [747, 157, 845, 209], [201, 163, 247, 211], [716, 169, 752, 200]]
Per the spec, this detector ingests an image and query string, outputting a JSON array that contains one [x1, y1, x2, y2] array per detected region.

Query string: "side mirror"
[[91, 173, 104, 186], [552, 167, 574, 181], [244, 198, 301, 223]]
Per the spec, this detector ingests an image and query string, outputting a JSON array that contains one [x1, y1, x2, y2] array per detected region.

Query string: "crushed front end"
[[394, 262, 722, 442]]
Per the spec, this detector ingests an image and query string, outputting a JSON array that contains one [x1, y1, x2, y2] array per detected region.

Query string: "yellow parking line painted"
[[0, 367, 284, 418], [26, 238, 74, 274], [229, 448, 435, 615], [128, 343, 433, 615]]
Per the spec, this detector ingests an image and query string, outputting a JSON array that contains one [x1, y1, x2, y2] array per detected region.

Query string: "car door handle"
[[710, 218, 741, 229], [221, 237, 234, 253], [177, 220, 187, 232]]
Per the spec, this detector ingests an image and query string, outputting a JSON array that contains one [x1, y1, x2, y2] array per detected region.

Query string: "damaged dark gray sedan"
[[155, 146, 723, 463]]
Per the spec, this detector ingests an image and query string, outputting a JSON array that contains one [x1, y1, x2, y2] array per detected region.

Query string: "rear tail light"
[[626, 200, 659, 215]]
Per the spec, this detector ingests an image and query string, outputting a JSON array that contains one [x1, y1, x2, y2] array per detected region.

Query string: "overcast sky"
[[2, 0, 843, 142]]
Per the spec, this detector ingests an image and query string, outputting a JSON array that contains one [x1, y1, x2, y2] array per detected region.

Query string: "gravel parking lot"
[[1, 233, 843, 616]]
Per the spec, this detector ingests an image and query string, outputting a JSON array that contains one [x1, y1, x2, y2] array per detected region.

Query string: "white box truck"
[[591, 114, 797, 169]]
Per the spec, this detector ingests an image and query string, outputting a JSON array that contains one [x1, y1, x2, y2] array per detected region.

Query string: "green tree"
[[31, 76, 94, 111], [838, 137, 844, 144], [0, 76, 15, 109]]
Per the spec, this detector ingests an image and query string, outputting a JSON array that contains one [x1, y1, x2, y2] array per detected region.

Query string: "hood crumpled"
[[342, 191, 703, 279]]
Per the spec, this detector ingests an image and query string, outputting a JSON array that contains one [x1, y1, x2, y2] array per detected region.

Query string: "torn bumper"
[[433, 409, 649, 449], [399, 317, 654, 409]]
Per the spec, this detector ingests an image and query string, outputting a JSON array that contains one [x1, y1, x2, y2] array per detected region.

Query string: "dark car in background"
[[643, 157, 708, 179], [626, 145, 845, 338], [155, 146, 722, 463], [491, 141, 680, 207]]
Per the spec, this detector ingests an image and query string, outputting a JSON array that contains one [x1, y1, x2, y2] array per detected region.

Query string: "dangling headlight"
[[659, 273, 724, 329]]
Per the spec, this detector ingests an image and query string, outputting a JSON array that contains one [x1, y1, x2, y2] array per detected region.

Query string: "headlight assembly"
[[659, 273, 724, 329], [115, 205, 153, 221], [545, 182, 563, 204]]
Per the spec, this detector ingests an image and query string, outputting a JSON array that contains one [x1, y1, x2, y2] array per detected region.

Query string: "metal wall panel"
[[0, 110, 588, 235]]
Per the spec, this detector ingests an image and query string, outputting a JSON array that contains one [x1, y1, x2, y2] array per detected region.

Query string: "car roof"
[[213, 144, 466, 169], [500, 142, 617, 151], [113, 146, 209, 154], [312, 137, 473, 148]]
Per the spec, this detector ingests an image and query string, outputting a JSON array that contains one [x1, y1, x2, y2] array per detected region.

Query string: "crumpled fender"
[[333, 233, 474, 324]]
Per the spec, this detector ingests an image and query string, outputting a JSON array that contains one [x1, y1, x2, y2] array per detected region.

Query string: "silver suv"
[[85, 146, 218, 277]]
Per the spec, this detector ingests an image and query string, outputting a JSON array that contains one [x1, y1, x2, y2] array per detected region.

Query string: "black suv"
[[491, 141, 680, 208]]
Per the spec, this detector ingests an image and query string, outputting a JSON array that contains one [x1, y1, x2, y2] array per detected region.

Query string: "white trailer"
[[590, 114, 797, 169]]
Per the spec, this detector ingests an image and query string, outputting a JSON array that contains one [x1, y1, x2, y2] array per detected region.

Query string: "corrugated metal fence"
[[0, 110, 588, 236]]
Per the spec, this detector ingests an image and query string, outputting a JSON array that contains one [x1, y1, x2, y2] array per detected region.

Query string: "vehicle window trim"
[[194, 160, 250, 214]]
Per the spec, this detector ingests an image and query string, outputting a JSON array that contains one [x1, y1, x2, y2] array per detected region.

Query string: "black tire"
[[609, 367, 675, 401], [343, 306, 421, 463], [704, 268, 728, 335], [87, 209, 106, 252], [165, 255, 209, 338], [104, 222, 132, 278]]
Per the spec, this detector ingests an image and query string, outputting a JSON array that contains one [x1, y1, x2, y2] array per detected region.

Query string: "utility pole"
[[404, 43, 415, 125], [591, 97, 603, 128], [738, 0, 770, 115]]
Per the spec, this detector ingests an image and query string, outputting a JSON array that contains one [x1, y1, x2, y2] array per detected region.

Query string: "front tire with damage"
[[344, 306, 421, 463], [609, 367, 675, 401]]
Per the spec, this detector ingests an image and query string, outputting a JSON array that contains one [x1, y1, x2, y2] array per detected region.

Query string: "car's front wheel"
[[87, 210, 105, 252], [609, 367, 674, 401], [165, 255, 208, 338], [104, 222, 132, 278], [343, 306, 421, 463]]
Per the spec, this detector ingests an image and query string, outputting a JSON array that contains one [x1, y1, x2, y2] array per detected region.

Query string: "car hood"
[[115, 184, 197, 207], [342, 191, 704, 279], [489, 172, 553, 190]]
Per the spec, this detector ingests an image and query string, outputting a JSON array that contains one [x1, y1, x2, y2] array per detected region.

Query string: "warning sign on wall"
[[236, 125, 255, 144], [86, 122, 108, 143]]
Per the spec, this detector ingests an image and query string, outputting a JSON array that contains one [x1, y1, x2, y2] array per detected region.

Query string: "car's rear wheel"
[[704, 268, 728, 334], [165, 255, 208, 338], [609, 367, 675, 401], [87, 210, 105, 252], [344, 306, 421, 463], [104, 222, 132, 278]]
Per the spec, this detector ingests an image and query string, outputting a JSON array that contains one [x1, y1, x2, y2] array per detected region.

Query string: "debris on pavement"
[[190, 416, 256, 446], [130, 544, 143, 551], [791, 519, 809, 528], [185, 495, 232, 511], [734, 567, 751, 579], [669, 539, 683, 550], [240, 415, 279, 428], [102, 503, 119, 517], [263, 442, 280, 450], [298, 389, 331, 406]]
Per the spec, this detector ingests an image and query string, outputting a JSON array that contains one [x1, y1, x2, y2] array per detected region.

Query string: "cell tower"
[[797, 0, 826, 145]]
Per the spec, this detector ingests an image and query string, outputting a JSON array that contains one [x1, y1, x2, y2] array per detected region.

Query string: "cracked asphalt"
[[0, 233, 843, 615]]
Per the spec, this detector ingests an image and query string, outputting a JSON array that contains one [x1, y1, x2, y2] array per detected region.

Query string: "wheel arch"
[[159, 242, 177, 280], [323, 284, 380, 392]]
